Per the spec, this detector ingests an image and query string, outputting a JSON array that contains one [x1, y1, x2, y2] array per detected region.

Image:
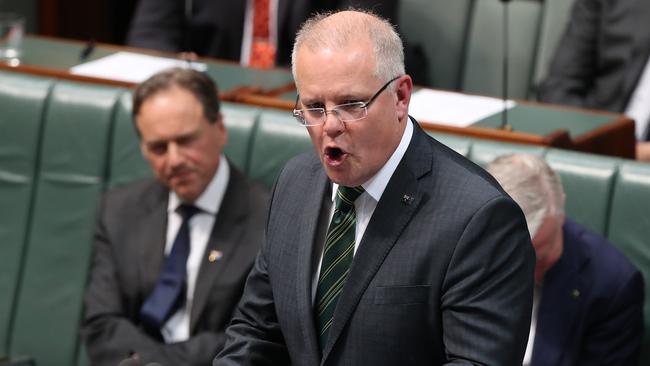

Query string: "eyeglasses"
[[292, 76, 401, 126]]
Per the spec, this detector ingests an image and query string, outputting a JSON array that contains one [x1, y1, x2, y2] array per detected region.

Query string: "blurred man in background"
[[82, 68, 268, 365], [487, 153, 644, 366]]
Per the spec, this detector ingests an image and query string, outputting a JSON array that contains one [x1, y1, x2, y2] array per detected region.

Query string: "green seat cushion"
[[426, 131, 472, 157], [9, 81, 120, 366], [247, 109, 312, 187], [607, 161, 650, 366], [107, 91, 151, 189], [545, 149, 619, 235], [0, 71, 52, 357], [468, 139, 547, 167], [221, 102, 260, 173]]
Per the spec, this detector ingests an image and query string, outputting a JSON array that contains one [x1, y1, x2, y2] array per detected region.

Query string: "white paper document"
[[409, 89, 516, 127], [70, 52, 207, 83]]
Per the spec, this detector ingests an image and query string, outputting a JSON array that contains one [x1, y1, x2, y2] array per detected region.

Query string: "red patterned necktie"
[[250, 0, 276, 68]]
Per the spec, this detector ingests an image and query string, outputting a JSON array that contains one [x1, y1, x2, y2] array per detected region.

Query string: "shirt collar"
[[168, 155, 230, 215], [332, 119, 414, 203]]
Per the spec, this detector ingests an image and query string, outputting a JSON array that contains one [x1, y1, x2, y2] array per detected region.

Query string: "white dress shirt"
[[312, 120, 414, 301], [625, 55, 650, 140], [523, 285, 541, 366], [162, 155, 230, 343]]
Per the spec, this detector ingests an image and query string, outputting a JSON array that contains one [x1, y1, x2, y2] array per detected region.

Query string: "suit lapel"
[[531, 224, 588, 366], [190, 169, 248, 331], [137, 183, 169, 298], [295, 159, 330, 364], [322, 123, 433, 361]]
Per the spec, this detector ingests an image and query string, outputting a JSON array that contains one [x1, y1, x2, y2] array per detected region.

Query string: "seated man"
[[487, 154, 644, 366], [82, 68, 269, 365], [126, 0, 428, 83], [537, 0, 650, 160], [126, 0, 398, 68]]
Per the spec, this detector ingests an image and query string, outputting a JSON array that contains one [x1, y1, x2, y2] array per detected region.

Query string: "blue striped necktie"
[[314, 185, 364, 350]]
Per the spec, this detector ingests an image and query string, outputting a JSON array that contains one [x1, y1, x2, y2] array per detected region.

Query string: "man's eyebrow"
[[301, 92, 367, 105]]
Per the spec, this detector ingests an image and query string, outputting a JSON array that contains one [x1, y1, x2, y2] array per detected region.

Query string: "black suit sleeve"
[[82, 195, 225, 366], [212, 249, 290, 366], [126, 0, 185, 53], [579, 268, 644, 364], [537, 0, 601, 107], [441, 196, 535, 365], [212, 176, 290, 366]]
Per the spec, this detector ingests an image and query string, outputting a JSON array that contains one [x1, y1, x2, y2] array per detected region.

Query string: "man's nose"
[[167, 143, 183, 166], [322, 110, 344, 136]]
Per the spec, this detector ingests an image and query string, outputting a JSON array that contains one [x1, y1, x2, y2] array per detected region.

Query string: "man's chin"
[[325, 168, 362, 188], [171, 184, 199, 202]]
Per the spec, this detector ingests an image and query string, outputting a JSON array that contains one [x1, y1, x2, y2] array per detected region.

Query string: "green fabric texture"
[[107, 91, 151, 189], [8, 81, 119, 366], [247, 109, 312, 187], [468, 139, 547, 167], [0, 72, 52, 358], [545, 149, 619, 236], [607, 161, 650, 364]]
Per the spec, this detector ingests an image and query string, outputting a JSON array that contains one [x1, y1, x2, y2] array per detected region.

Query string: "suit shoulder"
[[101, 178, 165, 212], [565, 219, 642, 285], [273, 150, 320, 186], [229, 165, 270, 209], [427, 137, 510, 203]]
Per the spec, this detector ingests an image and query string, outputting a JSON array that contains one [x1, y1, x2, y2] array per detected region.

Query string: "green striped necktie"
[[315, 185, 365, 350]]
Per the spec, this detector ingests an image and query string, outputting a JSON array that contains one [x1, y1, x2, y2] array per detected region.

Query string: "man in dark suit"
[[214, 10, 535, 365], [487, 154, 644, 366], [126, 0, 398, 67], [82, 68, 269, 365], [537, 0, 650, 160]]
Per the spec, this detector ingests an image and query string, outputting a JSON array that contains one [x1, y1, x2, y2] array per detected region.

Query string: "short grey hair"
[[486, 154, 566, 238], [291, 9, 405, 90]]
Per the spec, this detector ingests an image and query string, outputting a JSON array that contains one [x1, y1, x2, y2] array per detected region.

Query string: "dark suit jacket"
[[214, 121, 536, 365], [126, 0, 398, 67], [82, 166, 269, 366], [531, 219, 644, 366], [538, 0, 650, 115]]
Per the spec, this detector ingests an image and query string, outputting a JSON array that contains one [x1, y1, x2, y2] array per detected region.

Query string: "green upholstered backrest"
[[545, 149, 619, 235], [9, 81, 120, 366], [0, 72, 52, 357], [398, 0, 473, 90], [221, 102, 260, 173], [247, 109, 312, 187], [396, 0, 574, 100], [468, 139, 547, 167], [427, 132, 472, 157], [607, 161, 650, 365], [462, 0, 543, 100], [531, 0, 577, 90], [107, 91, 151, 189]]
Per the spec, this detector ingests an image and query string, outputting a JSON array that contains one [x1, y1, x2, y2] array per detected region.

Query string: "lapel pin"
[[208, 250, 223, 263], [402, 194, 414, 205], [571, 289, 580, 299]]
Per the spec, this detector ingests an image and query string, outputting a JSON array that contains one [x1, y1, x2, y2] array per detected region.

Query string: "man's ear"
[[395, 75, 413, 122]]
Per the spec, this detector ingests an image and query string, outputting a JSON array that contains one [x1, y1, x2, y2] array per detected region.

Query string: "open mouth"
[[324, 146, 348, 166]]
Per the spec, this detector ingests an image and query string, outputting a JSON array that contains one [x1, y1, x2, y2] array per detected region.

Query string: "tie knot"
[[335, 186, 364, 211], [176, 204, 200, 221]]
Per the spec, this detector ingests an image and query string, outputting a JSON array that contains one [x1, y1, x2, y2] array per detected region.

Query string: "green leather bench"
[[398, 0, 576, 99], [0, 69, 648, 365]]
